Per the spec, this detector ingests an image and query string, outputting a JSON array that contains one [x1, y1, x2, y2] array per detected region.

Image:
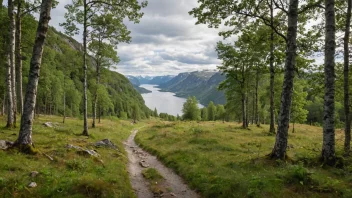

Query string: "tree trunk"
[[344, 0, 352, 155], [82, 0, 89, 136], [242, 92, 247, 128], [16, 0, 23, 115], [92, 56, 101, 128], [292, 122, 295, 133], [63, 71, 66, 124], [270, 0, 299, 159], [252, 91, 255, 125], [10, 0, 17, 127], [256, 65, 260, 127], [269, 0, 275, 134], [6, 0, 15, 128], [321, 0, 336, 163], [15, 0, 53, 149], [98, 105, 101, 124]]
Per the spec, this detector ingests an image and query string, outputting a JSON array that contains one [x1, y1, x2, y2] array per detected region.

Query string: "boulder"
[[95, 139, 118, 150], [0, 140, 8, 150], [43, 122, 54, 128], [0, 140, 13, 150], [66, 144, 100, 157]]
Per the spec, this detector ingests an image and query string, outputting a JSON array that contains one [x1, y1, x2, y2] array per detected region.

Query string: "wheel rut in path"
[[124, 129, 199, 198]]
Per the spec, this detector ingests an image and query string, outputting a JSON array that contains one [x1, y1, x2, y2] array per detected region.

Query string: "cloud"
[[44, 0, 225, 75]]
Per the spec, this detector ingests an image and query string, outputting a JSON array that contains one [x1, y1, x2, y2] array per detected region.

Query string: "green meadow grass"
[[136, 121, 352, 198], [0, 115, 139, 198]]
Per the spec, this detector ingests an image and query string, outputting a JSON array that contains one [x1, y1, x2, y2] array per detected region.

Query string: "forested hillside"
[[0, 7, 151, 120], [158, 71, 226, 105]]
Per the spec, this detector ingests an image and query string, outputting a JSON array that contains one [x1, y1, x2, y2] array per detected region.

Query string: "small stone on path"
[[139, 160, 150, 168]]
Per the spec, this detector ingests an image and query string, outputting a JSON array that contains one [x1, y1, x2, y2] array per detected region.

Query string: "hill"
[[158, 71, 226, 105], [0, 8, 151, 119]]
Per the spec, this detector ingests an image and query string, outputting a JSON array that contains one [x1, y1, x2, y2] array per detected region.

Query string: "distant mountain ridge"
[[158, 71, 226, 105], [127, 75, 175, 85], [126, 75, 175, 94]]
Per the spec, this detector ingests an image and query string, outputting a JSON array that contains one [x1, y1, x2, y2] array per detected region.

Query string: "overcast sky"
[[46, 0, 224, 76]]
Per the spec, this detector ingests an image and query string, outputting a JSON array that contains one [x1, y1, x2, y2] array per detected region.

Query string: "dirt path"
[[124, 129, 199, 198]]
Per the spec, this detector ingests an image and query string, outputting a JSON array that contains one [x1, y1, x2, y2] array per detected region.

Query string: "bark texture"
[[16, 0, 23, 115], [6, 0, 15, 128], [16, 0, 53, 146], [270, 0, 299, 159], [269, 0, 275, 134], [322, 0, 336, 163], [9, 0, 17, 127], [82, 0, 89, 136], [344, 0, 352, 155], [6, 55, 14, 128]]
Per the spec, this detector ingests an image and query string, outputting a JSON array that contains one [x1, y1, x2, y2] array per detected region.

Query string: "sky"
[[46, 0, 224, 76]]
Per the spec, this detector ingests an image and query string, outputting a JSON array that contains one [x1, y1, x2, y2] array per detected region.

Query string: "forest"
[[0, 0, 352, 197]]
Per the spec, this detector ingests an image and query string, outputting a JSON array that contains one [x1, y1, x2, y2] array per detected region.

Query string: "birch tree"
[[14, 0, 53, 151], [321, 0, 336, 164], [61, 0, 147, 136]]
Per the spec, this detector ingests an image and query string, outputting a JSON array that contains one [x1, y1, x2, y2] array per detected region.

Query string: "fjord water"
[[140, 84, 203, 116]]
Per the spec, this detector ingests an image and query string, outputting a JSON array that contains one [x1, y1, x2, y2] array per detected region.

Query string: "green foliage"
[[207, 101, 216, 121], [182, 96, 201, 121], [0, 8, 151, 120], [153, 108, 158, 117], [216, 105, 226, 121]]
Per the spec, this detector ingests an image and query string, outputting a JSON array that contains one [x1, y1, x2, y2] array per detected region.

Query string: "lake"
[[140, 84, 203, 116]]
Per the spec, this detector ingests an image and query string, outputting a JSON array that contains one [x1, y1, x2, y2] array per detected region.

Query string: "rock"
[[170, 192, 176, 197], [30, 171, 39, 178], [43, 122, 54, 128], [28, 182, 37, 188], [95, 139, 118, 150], [66, 144, 83, 150], [0, 140, 13, 150], [66, 144, 99, 157], [139, 160, 149, 168], [0, 140, 8, 150], [77, 150, 100, 157]]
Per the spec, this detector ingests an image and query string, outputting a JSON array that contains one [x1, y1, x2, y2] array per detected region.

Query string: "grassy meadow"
[[136, 121, 352, 198], [0, 115, 139, 198]]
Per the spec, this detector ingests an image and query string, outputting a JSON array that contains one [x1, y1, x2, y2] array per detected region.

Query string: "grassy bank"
[[136, 121, 352, 198], [0, 115, 138, 198]]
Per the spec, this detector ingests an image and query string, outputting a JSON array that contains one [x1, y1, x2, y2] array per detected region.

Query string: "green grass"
[[136, 121, 352, 198], [142, 168, 163, 182], [0, 115, 140, 198]]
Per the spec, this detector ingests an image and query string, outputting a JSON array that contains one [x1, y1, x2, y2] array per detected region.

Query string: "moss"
[[17, 144, 38, 155]]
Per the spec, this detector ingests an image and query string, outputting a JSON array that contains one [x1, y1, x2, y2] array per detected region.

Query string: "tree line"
[[0, 0, 148, 152], [190, 0, 351, 164]]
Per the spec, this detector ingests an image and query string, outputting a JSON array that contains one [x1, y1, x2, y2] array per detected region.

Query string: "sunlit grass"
[[136, 121, 352, 198], [0, 115, 139, 198]]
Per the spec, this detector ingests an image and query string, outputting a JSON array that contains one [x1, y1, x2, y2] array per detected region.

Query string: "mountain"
[[148, 76, 174, 85], [158, 71, 226, 105], [127, 75, 174, 94], [126, 76, 151, 94], [0, 9, 151, 119], [127, 75, 174, 85]]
